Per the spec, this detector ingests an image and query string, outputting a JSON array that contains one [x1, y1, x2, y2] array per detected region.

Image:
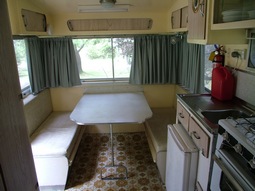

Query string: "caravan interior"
[[1, 0, 255, 190]]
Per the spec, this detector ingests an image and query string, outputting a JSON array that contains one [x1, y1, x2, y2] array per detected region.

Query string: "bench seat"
[[30, 111, 85, 190], [31, 112, 79, 158], [144, 107, 176, 183]]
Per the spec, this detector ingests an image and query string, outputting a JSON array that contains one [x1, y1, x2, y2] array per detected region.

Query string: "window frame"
[[72, 36, 134, 82], [204, 44, 216, 93], [13, 36, 32, 97]]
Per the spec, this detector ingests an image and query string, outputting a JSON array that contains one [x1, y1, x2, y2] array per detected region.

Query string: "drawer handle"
[[178, 112, 184, 118], [192, 131, 201, 139]]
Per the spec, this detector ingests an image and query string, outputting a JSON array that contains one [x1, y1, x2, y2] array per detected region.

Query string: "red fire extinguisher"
[[209, 45, 225, 68]]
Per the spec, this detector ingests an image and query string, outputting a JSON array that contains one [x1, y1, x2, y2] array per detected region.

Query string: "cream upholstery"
[[24, 89, 53, 136], [23, 89, 85, 190], [31, 112, 78, 157]]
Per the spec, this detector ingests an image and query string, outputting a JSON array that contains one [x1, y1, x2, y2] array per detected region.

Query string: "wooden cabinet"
[[189, 117, 210, 158], [171, 9, 181, 29], [177, 101, 210, 158], [170, 6, 188, 32], [188, 0, 207, 40], [187, 0, 247, 44], [181, 6, 188, 28], [176, 101, 190, 131], [176, 100, 214, 191], [211, 0, 255, 30], [21, 9, 47, 32]]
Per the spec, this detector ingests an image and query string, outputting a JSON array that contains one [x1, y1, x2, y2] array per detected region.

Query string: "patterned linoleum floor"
[[65, 132, 165, 191]]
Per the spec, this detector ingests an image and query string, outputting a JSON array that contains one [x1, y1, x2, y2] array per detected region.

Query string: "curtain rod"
[[13, 32, 184, 39]]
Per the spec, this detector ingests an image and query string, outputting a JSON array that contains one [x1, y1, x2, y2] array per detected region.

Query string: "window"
[[72, 37, 134, 81], [204, 45, 216, 91], [13, 39, 31, 96]]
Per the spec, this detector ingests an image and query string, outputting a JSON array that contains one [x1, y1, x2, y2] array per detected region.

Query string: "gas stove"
[[218, 117, 255, 156], [210, 117, 255, 191]]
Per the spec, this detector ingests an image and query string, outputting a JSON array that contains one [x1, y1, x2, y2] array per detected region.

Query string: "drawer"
[[189, 117, 210, 158], [176, 102, 189, 131]]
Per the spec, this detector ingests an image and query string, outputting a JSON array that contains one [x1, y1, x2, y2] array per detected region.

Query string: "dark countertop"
[[177, 94, 254, 134]]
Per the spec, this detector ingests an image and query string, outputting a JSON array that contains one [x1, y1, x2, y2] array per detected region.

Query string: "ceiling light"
[[100, 0, 116, 8]]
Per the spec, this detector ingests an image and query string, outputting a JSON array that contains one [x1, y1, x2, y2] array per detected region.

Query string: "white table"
[[70, 92, 152, 180]]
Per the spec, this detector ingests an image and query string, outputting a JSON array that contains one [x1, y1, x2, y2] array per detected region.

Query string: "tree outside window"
[[73, 37, 134, 80]]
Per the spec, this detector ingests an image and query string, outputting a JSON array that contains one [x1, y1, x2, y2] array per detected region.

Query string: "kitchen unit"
[[175, 94, 255, 191], [176, 96, 216, 191]]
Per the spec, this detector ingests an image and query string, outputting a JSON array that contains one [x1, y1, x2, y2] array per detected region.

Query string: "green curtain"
[[26, 37, 81, 94], [129, 34, 204, 93], [178, 34, 205, 93], [26, 37, 46, 93], [129, 35, 180, 84]]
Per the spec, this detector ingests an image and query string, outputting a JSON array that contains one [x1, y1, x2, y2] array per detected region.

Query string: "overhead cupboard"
[[187, 0, 248, 44], [211, 0, 255, 30], [171, 6, 188, 30]]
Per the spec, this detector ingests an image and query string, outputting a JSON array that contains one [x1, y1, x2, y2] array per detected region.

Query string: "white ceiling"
[[31, 0, 176, 14]]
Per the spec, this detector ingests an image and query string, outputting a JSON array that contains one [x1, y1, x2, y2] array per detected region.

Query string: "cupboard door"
[[171, 9, 181, 29], [21, 9, 47, 32], [189, 117, 210, 158], [176, 102, 189, 131], [188, 0, 207, 40], [181, 6, 188, 28], [0, 0, 38, 190]]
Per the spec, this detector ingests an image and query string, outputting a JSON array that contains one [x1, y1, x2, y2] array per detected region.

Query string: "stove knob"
[[233, 143, 242, 153], [248, 159, 255, 169], [222, 132, 229, 141]]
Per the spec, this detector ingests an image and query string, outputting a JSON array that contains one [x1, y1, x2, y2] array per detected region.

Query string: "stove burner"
[[233, 117, 255, 148], [219, 116, 255, 157]]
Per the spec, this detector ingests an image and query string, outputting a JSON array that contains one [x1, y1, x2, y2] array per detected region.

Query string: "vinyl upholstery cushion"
[[31, 112, 78, 157]]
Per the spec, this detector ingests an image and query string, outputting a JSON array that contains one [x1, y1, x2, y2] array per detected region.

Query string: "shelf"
[[212, 0, 255, 30], [212, 19, 255, 30]]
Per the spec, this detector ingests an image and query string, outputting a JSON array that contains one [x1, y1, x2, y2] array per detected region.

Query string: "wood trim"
[[0, 0, 38, 190]]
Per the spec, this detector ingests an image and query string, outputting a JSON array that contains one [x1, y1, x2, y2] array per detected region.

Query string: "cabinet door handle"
[[192, 131, 201, 139], [178, 112, 184, 118]]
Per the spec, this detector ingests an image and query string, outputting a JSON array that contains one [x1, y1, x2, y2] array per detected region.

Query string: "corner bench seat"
[[30, 111, 84, 190], [31, 112, 82, 160], [144, 107, 176, 183]]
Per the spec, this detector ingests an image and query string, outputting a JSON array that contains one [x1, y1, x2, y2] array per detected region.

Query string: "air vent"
[[21, 9, 46, 32], [67, 18, 153, 31]]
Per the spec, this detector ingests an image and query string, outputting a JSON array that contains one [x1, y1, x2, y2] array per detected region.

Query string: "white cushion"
[[31, 112, 78, 157]]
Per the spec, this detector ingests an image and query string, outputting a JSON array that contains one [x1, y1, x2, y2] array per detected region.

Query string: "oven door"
[[210, 149, 255, 191]]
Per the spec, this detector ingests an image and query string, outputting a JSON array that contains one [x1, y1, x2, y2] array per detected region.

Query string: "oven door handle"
[[213, 154, 245, 191]]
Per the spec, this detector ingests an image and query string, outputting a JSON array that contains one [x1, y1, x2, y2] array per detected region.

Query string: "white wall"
[[234, 70, 255, 107]]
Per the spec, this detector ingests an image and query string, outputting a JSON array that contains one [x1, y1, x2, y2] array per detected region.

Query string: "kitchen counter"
[[177, 94, 254, 134]]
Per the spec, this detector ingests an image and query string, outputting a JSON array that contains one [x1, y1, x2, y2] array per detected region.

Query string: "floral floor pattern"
[[65, 132, 165, 191]]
